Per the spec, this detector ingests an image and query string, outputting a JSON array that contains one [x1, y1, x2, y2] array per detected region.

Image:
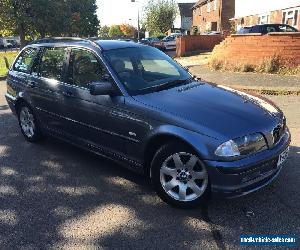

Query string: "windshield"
[[103, 46, 191, 95]]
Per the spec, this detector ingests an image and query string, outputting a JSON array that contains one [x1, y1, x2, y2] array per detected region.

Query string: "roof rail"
[[28, 37, 101, 49]]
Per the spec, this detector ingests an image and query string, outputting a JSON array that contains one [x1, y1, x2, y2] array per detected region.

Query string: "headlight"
[[215, 133, 267, 157]]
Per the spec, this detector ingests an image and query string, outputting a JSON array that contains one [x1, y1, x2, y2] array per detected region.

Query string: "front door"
[[58, 47, 128, 155]]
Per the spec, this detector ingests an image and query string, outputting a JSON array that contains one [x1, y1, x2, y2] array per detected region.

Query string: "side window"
[[67, 48, 111, 88], [13, 47, 38, 73], [39, 47, 66, 81]]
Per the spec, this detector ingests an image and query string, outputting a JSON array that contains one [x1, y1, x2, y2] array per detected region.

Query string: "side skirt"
[[43, 127, 145, 175]]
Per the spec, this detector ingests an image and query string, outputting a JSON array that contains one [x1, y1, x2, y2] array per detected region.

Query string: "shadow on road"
[[0, 111, 299, 249]]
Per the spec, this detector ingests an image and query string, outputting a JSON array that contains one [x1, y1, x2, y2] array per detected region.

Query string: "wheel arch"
[[15, 97, 31, 114], [143, 126, 213, 178]]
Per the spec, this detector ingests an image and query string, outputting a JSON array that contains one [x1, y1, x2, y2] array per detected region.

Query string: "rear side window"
[[39, 47, 66, 81], [13, 47, 38, 73]]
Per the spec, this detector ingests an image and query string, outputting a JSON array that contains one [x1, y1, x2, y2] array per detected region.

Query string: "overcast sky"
[[96, 0, 196, 26]]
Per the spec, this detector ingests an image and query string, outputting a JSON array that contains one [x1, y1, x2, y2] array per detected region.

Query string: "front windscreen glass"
[[103, 46, 191, 95]]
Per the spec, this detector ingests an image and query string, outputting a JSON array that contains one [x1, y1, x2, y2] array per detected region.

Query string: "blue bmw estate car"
[[5, 38, 290, 207]]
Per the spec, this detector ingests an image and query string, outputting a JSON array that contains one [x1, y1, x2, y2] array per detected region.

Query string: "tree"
[[98, 25, 110, 38], [0, 0, 32, 47], [108, 25, 123, 38], [0, 0, 100, 47], [143, 0, 177, 34], [120, 24, 136, 38]]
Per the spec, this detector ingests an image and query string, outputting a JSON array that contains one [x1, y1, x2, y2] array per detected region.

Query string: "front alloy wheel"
[[160, 152, 208, 202], [151, 142, 209, 208]]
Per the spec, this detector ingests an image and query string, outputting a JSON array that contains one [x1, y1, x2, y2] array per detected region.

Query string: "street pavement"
[[0, 81, 299, 249], [188, 65, 300, 92]]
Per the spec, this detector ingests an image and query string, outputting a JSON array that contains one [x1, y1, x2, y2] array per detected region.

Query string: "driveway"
[[0, 81, 299, 249]]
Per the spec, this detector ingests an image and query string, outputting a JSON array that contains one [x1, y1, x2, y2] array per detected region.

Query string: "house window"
[[207, 0, 211, 13], [282, 8, 300, 27], [214, 0, 217, 11], [258, 14, 269, 24]]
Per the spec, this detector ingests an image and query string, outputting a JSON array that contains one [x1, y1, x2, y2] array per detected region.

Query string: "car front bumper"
[[204, 130, 291, 198]]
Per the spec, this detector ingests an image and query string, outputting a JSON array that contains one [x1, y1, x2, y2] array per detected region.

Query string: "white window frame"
[[282, 7, 300, 28], [258, 13, 270, 25], [207, 0, 211, 13]]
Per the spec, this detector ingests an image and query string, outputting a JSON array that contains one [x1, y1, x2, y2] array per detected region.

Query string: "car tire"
[[151, 142, 210, 208], [17, 103, 43, 142]]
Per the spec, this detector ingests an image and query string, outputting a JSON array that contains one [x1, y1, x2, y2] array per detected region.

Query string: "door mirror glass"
[[89, 81, 115, 96]]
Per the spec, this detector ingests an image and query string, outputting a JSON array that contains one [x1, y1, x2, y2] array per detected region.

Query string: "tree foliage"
[[98, 25, 110, 38], [120, 24, 136, 38], [108, 25, 123, 38], [0, 0, 100, 47], [143, 0, 177, 34]]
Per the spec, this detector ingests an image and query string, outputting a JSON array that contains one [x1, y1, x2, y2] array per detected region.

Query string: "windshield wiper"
[[154, 78, 192, 92]]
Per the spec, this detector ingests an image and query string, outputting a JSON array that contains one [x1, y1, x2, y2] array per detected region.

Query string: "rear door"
[[28, 46, 68, 132], [8, 47, 39, 100]]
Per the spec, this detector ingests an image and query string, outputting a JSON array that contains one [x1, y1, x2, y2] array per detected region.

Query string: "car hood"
[[133, 82, 282, 139]]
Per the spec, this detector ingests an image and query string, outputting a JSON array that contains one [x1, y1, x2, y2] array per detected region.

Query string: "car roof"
[[254, 23, 291, 27], [95, 40, 145, 50], [28, 38, 145, 51]]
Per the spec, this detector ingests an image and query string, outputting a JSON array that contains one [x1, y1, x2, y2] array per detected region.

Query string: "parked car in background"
[[6, 39, 20, 48], [202, 31, 221, 35], [117, 38, 135, 43], [237, 24, 298, 34], [157, 35, 166, 40], [5, 38, 291, 208], [139, 37, 164, 50], [161, 34, 182, 51], [0, 39, 4, 49]]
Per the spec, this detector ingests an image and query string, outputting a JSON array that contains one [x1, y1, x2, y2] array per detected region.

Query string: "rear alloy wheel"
[[18, 104, 43, 142], [151, 142, 209, 208]]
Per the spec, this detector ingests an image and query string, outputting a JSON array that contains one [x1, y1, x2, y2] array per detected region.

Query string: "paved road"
[[0, 81, 299, 249], [188, 65, 300, 91]]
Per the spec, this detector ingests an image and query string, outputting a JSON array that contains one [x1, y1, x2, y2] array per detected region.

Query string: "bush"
[[209, 58, 223, 70], [256, 56, 281, 73], [208, 55, 299, 75]]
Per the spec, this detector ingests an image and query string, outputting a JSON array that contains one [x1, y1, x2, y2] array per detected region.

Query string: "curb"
[[235, 87, 300, 96]]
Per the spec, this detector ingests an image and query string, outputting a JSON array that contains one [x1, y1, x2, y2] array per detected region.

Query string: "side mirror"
[[89, 81, 116, 96]]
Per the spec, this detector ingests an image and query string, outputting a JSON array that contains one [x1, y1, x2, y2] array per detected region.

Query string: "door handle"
[[62, 91, 74, 97], [27, 81, 36, 88]]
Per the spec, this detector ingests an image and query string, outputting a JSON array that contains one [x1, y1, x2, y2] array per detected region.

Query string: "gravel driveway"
[[0, 81, 299, 249]]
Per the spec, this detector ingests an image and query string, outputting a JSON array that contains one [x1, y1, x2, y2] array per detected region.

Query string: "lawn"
[[175, 52, 212, 67], [0, 51, 18, 77]]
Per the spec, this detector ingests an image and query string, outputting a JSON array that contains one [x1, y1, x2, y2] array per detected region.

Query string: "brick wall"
[[211, 33, 300, 67], [236, 8, 300, 31], [176, 35, 224, 57]]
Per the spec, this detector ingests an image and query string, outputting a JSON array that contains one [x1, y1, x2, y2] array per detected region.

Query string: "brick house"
[[192, 0, 235, 33], [234, 0, 300, 31]]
